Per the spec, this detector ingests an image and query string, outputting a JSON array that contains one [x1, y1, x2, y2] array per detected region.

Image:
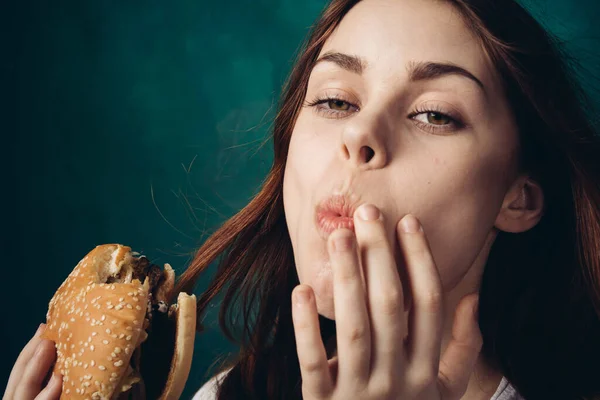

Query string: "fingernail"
[[35, 323, 46, 337], [333, 233, 354, 252], [400, 214, 422, 233], [294, 288, 310, 305], [357, 204, 381, 221]]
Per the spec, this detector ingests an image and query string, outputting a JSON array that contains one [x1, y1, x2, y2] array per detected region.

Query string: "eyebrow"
[[314, 51, 485, 91]]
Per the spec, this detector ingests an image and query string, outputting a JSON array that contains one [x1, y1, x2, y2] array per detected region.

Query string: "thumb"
[[437, 294, 482, 400]]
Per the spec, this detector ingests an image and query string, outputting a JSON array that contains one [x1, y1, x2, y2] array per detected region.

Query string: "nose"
[[340, 112, 388, 169]]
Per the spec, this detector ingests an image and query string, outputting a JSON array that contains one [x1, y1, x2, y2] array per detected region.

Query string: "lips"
[[315, 194, 360, 238]]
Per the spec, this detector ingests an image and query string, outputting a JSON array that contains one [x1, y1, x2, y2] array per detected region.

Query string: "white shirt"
[[192, 371, 525, 400]]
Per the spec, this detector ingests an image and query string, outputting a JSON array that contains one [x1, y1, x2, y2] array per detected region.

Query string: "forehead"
[[318, 0, 496, 88]]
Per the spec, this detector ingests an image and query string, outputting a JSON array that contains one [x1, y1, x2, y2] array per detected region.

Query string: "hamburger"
[[41, 244, 196, 399]]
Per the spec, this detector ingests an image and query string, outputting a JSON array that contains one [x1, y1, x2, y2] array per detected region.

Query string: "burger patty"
[[110, 256, 176, 400]]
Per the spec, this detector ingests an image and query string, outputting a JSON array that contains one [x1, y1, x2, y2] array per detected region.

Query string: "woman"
[[6, 0, 600, 399]]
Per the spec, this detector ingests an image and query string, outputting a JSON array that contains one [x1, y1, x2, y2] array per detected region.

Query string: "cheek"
[[283, 122, 329, 246], [416, 148, 514, 289]]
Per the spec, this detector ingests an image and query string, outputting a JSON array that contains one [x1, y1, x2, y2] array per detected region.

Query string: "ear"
[[494, 176, 545, 233]]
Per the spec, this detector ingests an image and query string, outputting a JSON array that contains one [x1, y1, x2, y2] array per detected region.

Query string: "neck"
[[442, 228, 502, 399]]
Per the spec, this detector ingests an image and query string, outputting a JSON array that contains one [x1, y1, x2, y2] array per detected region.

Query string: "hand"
[[291, 205, 482, 400], [3, 324, 62, 400]]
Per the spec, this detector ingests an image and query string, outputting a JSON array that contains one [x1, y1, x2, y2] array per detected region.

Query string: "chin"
[[305, 260, 337, 320]]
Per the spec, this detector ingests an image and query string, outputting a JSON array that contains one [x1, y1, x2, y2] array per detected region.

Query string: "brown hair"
[[174, 0, 600, 398]]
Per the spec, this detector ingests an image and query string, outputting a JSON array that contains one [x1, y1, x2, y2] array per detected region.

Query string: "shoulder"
[[490, 377, 525, 400], [191, 368, 232, 400]]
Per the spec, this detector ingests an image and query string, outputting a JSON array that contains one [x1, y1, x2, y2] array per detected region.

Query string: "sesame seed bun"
[[42, 244, 196, 400]]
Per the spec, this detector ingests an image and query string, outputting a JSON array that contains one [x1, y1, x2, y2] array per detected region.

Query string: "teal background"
[[2, 0, 598, 398]]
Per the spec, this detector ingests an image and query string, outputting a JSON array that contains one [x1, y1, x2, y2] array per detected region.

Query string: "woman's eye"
[[305, 96, 358, 119], [413, 112, 452, 126], [410, 109, 464, 134], [328, 99, 351, 111]]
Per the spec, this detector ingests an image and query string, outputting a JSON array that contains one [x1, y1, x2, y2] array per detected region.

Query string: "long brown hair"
[[174, 0, 600, 399]]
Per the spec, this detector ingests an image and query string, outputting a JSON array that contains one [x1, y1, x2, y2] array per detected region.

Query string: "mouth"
[[315, 194, 360, 239]]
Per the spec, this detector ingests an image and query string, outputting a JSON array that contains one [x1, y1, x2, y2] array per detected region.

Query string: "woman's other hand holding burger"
[[4, 324, 62, 400]]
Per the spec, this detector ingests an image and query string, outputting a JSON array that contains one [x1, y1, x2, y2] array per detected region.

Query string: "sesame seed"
[[111, 352, 116, 358], [107, 305, 114, 309], [90, 345, 95, 351], [114, 347, 121, 354], [115, 305, 123, 310], [135, 305, 141, 310], [102, 340, 109, 345], [101, 315, 106, 321], [126, 304, 133, 309], [118, 334, 125, 339], [111, 320, 117, 325], [70, 318, 75, 322], [119, 298, 124, 302], [107, 356, 113, 361], [91, 360, 96, 366], [105, 329, 111, 334], [98, 365, 106, 371], [114, 360, 124, 367], [125, 335, 132, 341]]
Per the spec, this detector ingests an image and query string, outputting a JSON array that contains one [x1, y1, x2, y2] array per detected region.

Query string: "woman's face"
[[283, 0, 520, 319]]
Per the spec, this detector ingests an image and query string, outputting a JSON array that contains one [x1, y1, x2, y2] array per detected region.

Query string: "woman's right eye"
[[304, 96, 359, 119]]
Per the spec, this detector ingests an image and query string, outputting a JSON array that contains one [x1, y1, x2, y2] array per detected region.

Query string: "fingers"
[[4, 324, 46, 400], [292, 285, 334, 398], [35, 374, 62, 400], [13, 339, 58, 400], [353, 204, 405, 377], [438, 294, 482, 400], [328, 228, 371, 385], [397, 215, 444, 374]]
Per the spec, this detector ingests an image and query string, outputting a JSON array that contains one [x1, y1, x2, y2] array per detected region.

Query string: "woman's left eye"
[[409, 108, 463, 134]]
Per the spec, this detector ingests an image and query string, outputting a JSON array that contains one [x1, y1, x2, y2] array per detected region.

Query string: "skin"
[[3, 324, 62, 400], [283, 0, 544, 398]]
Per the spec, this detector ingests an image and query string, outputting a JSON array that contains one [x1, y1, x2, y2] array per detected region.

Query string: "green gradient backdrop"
[[3, 0, 599, 398]]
